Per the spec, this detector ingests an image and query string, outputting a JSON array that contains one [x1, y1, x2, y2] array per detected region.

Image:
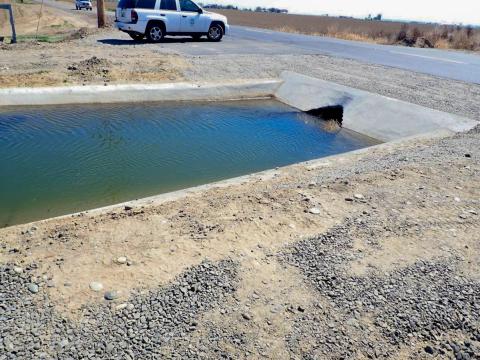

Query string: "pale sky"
[[210, 0, 480, 25]]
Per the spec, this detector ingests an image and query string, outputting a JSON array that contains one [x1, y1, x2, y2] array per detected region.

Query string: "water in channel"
[[0, 99, 378, 227]]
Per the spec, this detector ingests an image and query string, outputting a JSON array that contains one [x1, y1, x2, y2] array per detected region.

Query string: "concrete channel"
[[0, 71, 477, 224]]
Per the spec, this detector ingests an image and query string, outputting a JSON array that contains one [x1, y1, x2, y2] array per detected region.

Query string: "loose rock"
[[89, 281, 104, 292], [104, 290, 119, 301], [27, 283, 39, 294], [241, 313, 252, 320], [116, 256, 127, 264]]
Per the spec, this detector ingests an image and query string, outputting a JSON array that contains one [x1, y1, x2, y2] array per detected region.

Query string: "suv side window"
[[160, 0, 176, 10], [179, 0, 199, 12], [136, 0, 156, 9]]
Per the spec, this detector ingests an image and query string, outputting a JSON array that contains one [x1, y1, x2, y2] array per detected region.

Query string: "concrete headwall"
[[275, 71, 477, 141], [0, 80, 281, 107]]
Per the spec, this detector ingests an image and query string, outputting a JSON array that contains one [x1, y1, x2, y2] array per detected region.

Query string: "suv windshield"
[[179, 0, 199, 12]]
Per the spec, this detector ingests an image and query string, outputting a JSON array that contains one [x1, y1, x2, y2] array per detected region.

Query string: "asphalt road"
[[229, 26, 480, 84], [40, 0, 480, 84]]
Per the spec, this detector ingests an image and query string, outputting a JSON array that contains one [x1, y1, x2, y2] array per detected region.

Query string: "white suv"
[[75, 0, 92, 10], [115, 0, 229, 42]]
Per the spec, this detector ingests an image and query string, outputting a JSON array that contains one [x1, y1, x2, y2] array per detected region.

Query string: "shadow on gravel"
[[280, 218, 480, 359], [97, 37, 212, 46]]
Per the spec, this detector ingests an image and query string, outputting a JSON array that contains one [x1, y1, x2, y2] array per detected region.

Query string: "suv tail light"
[[131, 10, 138, 24]]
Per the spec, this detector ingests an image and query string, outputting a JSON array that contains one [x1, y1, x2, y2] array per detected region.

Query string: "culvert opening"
[[0, 99, 375, 227], [306, 105, 344, 125]]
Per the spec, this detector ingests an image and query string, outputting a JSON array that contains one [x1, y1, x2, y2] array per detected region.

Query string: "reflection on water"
[[0, 99, 378, 227]]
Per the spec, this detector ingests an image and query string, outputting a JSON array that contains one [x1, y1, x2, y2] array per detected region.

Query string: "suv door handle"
[[160, 13, 166, 16], [182, 15, 187, 18]]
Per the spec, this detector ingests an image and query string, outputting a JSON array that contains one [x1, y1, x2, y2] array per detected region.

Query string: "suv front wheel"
[[207, 23, 223, 42], [146, 23, 164, 43]]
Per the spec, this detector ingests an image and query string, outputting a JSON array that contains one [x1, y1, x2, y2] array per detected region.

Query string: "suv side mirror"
[[197, 8, 203, 14]]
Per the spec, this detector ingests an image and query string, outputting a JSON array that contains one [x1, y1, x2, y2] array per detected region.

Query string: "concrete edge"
[[8, 128, 454, 231], [0, 79, 283, 106]]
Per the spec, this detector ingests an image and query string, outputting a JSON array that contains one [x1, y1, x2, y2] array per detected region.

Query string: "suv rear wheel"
[[207, 23, 223, 42], [146, 23, 164, 43]]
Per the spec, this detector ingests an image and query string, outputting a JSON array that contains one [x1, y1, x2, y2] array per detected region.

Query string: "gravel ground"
[[281, 219, 480, 359], [185, 54, 480, 121], [1, 260, 238, 359], [308, 123, 480, 185]]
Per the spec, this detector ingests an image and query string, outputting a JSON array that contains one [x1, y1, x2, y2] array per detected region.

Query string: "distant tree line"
[[365, 13, 383, 21], [253, 6, 288, 13], [199, 3, 288, 13]]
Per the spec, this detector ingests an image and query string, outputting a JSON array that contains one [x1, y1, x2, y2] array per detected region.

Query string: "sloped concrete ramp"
[[275, 71, 477, 141]]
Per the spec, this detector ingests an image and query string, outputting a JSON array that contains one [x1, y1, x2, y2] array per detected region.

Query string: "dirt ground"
[[1, 4, 480, 358], [0, 27, 187, 86], [0, 1, 185, 86]]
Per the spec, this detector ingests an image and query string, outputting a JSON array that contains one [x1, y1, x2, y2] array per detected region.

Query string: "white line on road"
[[242, 28, 274, 34], [389, 50, 467, 64]]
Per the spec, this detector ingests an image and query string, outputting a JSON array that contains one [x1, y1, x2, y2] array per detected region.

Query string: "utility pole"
[[35, 0, 45, 40], [97, 0, 106, 28]]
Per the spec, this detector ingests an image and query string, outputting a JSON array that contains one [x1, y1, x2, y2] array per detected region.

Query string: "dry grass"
[[429, 26, 480, 50], [0, 0, 94, 37], [216, 9, 480, 51]]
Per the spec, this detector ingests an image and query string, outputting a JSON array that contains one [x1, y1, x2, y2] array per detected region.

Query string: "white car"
[[115, 0, 229, 42], [75, 0, 92, 10]]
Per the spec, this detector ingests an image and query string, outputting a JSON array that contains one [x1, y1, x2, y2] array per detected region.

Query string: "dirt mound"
[[62, 27, 92, 41], [413, 36, 434, 48], [396, 36, 434, 48], [67, 56, 112, 83]]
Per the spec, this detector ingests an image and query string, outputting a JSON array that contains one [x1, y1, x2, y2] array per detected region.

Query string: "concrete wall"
[[0, 80, 281, 106], [275, 71, 477, 141]]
